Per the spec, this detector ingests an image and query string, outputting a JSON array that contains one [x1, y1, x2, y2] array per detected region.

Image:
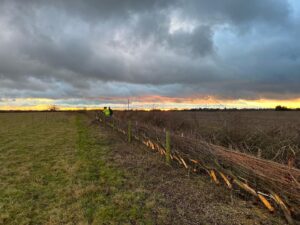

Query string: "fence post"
[[166, 130, 171, 165], [128, 120, 132, 143], [112, 118, 115, 131]]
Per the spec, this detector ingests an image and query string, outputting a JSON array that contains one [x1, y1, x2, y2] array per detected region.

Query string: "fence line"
[[97, 114, 299, 224]]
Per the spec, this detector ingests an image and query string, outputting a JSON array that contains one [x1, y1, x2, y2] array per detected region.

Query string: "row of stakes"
[[99, 116, 295, 225]]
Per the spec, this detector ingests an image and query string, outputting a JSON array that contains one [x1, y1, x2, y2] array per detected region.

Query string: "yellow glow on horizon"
[[0, 105, 102, 111], [0, 96, 299, 110]]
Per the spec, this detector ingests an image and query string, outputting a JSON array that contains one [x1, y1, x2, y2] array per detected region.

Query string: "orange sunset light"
[[1, 97, 299, 110]]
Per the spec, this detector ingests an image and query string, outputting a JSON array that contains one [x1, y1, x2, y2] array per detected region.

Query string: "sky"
[[0, 0, 300, 110]]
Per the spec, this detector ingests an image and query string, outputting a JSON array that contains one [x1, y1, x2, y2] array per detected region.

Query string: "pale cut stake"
[[258, 194, 275, 213], [219, 171, 232, 189]]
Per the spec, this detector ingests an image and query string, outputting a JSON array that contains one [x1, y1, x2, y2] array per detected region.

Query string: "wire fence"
[[96, 113, 300, 224]]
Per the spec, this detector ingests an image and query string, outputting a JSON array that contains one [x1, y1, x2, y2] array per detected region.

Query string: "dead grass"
[[99, 123, 287, 225], [115, 110, 300, 167]]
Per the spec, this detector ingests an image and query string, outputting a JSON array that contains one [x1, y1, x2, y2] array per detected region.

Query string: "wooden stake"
[[219, 171, 232, 189], [271, 193, 294, 225], [233, 179, 257, 197], [166, 130, 171, 165], [210, 170, 220, 184], [128, 120, 132, 143], [258, 194, 275, 213], [179, 156, 188, 169]]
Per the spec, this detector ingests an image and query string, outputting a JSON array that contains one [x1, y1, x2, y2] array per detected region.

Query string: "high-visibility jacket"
[[103, 108, 111, 117]]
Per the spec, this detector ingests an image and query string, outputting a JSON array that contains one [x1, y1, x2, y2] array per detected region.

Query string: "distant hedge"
[[275, 105, 291, 111]]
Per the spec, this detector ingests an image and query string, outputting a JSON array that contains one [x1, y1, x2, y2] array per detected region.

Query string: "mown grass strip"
[[75, 115, 158, 225]]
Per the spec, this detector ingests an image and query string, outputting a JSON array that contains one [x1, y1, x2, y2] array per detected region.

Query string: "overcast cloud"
[[0, 0, 300, 104]]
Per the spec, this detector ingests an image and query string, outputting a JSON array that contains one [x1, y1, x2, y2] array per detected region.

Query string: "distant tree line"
[[274, 105, 298, 111], [48, 105, 59, 111], [186, 106, 300, 112], [1, 105, 300, 113]]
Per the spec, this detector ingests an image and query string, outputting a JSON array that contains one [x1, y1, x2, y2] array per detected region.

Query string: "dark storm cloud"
[[179, 0, 290, 25], [0, 0, 299, 101]]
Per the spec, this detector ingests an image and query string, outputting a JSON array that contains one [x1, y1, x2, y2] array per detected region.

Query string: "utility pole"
[[128, 99, 130, 111]]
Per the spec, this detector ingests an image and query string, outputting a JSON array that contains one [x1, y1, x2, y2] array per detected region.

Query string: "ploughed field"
[[116, 110, 300, 168], [0, 112, 288, 225]]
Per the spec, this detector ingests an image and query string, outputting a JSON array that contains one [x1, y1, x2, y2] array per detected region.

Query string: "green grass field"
[[0, 112, 167, 225], [0, 112, 286, 225]]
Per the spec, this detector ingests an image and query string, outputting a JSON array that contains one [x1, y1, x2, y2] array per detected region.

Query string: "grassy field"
[[0, 112, 168, 224], [0, 112, 287, 224]]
